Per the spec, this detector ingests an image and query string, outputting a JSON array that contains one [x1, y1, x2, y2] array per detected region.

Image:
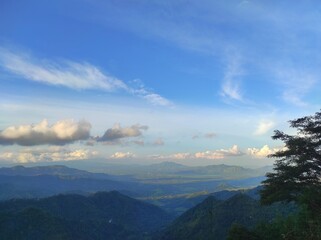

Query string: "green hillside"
[[159, 194, 295, 240], [0, 191, 173, 240]]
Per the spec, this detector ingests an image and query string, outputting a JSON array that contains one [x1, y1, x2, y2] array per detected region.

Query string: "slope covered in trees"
[[0, 191, 173, 240], [159, 194, 294, 240]]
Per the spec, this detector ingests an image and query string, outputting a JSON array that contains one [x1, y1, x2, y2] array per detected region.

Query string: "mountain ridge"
[[0, 191, 173, 240]]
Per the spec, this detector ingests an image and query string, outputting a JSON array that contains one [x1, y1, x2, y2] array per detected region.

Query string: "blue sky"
[[0, 0, 320, 167]]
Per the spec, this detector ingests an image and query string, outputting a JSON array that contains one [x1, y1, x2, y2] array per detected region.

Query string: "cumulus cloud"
[[153, 145, 244, 160], [110, 152, 135, 159], [0, 147, 98, 163], [98, 123, 148, 143], [254, 120, 275, 135], [0, 48, 172, 106], [0, 119, 91, 146], [247, 145, 286, 158]]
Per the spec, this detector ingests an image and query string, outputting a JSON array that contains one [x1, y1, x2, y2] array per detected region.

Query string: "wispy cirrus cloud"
[[220, 52, 244, 102], [80, 0, 321, 108], [0, 119, 91, 146], [0, 48, 127, 91], [143, 93, 173, 107], [0, 48, 172, 106], [275, 68, 317, 107]]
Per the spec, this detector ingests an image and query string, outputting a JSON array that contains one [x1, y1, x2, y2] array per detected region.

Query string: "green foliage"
[[160, 194, 294, 240], [227, 224, 259, 240], [227, 203, 321, 240], [261, 110, 321, 213], [0, 207, 70, 240], [250, 205, 321, 240], [0, 191, 173, 240]]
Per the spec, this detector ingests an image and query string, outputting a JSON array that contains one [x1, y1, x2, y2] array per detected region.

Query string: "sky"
[[0, 0, 320, 167]]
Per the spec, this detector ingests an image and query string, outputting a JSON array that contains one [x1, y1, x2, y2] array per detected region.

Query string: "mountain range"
[[0, 163, 296, 240], [0, 164, 269, 200]]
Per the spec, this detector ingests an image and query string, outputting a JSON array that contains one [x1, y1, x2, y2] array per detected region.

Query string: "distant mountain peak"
[[153, 161, 186, 167], [12, 165, 26, 169]]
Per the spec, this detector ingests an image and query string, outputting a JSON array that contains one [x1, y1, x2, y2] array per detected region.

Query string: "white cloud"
[[220, 52, 244, 102], [98, 123, 148, 143], [221, 80, 242, 101], [0, 48, 127, 91], [0, 119, 91, 146], [143, 93, 173, 107], [0, 147, 98, 163], [130, 85, 173, 107], [153, 145, 244, 160], [194, 145, 243, 159], [254, 120, 275, 135], [0, 48, 172, 106], [110, 151, 135, 159], [171, 152, 193, 160], [247, 145, 285, 158]]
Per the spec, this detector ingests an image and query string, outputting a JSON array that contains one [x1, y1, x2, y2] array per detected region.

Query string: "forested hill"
[[0, 191, 173, 240], [159, 194, 295, 240], [0, 165, 111, 179]]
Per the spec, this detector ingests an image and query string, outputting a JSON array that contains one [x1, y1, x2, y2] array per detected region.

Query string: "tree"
[[227, 223, 259, 240], [260, 110, 321, 215]]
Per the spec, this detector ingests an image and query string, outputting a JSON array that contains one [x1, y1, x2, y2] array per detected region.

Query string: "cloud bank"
[[0, 119, 91, 146], [0, 147, 98, 163], [153, 145, 244, 160]]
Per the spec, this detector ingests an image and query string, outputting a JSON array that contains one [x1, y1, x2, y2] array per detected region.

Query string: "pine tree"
[[260, 110, 321, 215]]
